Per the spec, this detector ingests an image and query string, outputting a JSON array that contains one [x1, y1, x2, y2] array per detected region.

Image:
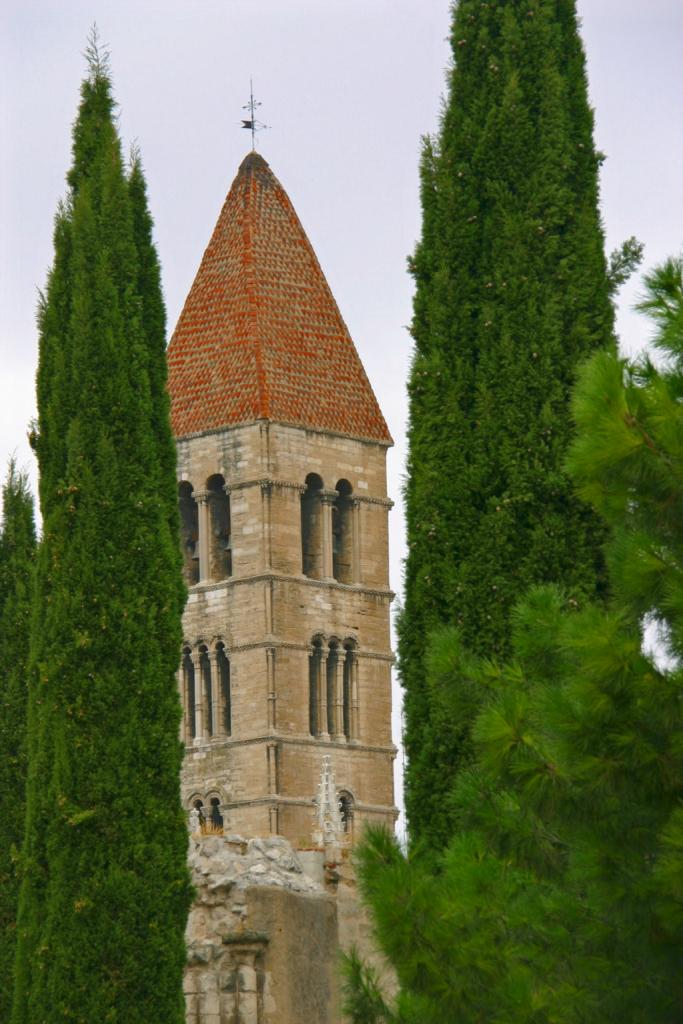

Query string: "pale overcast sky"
[[2, 1, 682, 824]]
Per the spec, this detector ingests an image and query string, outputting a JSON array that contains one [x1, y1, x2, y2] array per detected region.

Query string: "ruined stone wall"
[[185, 833, 339, 1023], [185, 832, 395, 1024]]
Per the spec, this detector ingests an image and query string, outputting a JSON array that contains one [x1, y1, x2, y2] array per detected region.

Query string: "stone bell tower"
[[167, 152, 396, 845]]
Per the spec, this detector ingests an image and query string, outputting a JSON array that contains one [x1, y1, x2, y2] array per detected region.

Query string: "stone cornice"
[[224, 477, 306, 495], [178, 472, 393, 507], [185, 733, 397, 758], [180, 473, 394, 509], [175, 417, 393, 449], [353, 494, 394, 509], [218, 793, 399, 818], [181, 636, 395, 662], [220, 476, 393, 508], [187, 571, 394, 601]]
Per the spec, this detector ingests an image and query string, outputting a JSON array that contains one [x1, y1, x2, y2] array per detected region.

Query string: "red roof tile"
[[168, 152, 392, 444]]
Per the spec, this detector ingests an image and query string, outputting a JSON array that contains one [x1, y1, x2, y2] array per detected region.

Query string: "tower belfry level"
[[168, 152, 397, 846]]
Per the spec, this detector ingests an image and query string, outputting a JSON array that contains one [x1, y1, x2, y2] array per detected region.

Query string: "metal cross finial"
[[241, 78, 268, 150]]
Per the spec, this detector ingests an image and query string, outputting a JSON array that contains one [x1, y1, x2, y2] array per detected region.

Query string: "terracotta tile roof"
[[168, 152, 392, 444]]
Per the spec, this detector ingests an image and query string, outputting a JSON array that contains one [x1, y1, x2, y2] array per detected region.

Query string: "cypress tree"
[[0, 463, 36, 1021], [400, 0, 615, 846], [12, 38, 191, 1024], [127, 150, 181, 537], [345, 258, 683, 1023]]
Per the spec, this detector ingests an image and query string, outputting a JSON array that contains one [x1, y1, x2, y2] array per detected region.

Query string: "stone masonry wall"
[[185, 833, 339, 1023], [177, 419, 397, 844], [185, 832, 395, 1024]]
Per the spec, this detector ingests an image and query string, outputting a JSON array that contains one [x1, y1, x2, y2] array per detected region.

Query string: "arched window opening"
[[343, 642, 356, 740], [338, 791, 355, 833], [309, 638, 323, 736], [182, 646, 196, 740], [308, 637, 356, 741], [179, 482, 199, 585], [326, 642, 339, 737], [188, 798, 205, 834], [301, 473, 323, 579], [216, 642, 231, 737], [199, 645, 212, 737], [207, 474, 231, 580], [208, 796, 224, 834], [332, 480, 354, 583]]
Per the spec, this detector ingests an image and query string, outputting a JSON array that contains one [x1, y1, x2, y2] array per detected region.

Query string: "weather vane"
[[241, 79, 269, 150]]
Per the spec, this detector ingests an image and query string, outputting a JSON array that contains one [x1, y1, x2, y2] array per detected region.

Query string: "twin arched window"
[[189, 795, 224, 834], [309, 637, 358, 741], [301, 473, 324, 578], [181, 641, 231, 744], [180, 471, 357, 586], [332, 480, 353, 583], [178, 476, 231, 587], [179, 481, 199, 585], [301, 476, 355, 584], [206, 475, 232, 580]]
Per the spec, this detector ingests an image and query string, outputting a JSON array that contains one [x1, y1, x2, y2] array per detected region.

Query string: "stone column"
[[235, 948, 261, 1024], [264, 579, 273, 636], [267, 740, 278, 793], [319, 647, 330, 740], [177, 669, 186, 744], [351, 653, 361, 743], [183, 970, 198, 1024], [333, 650, 346, 742], [260, 480, 272, 571], [217, 946, 264, 1024], [351, 497, 362, 584], [198, 970, 220, 1024], [222, 482, 234, 578], [218, 973, 236, 1024], [320, 490, 338, 581], [267, 741, 279, 836], [238, 955, 258, 1024], [194, 490, 210, 583], [192, 649, 204, 743], [266, 647, 276, 731], [308, 645, 317, 736], [309, 645, 322, 736], [183, 653, 196, 743], [269, 804, 279, 836], [209, 649, 223, 739]]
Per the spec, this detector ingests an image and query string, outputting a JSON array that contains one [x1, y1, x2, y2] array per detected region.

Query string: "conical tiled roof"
[[167, 153, 391, 444]]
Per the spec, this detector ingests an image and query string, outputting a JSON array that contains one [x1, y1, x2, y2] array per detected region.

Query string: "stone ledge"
[[175, 416, 393, 448], [181, 636, 395, 662], [186, 734, 397, 757], [214, 794, 399, 818], [222, 930, 269, 947], [187, 571, 394, 600]]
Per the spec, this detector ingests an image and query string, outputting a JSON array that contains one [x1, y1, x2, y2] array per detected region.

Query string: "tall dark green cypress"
[[127, 151, 180, 533], [344, 260, 683, 1023], [400, 0, 614, 847], [12, 40, 190, 1024], [0, 463, 36, 1020]]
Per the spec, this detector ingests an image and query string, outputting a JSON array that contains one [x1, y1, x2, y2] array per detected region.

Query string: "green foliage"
[[342, 949, 398, 1024], [12, 35, 191, 1023], [400, 0, 615, 846], [346, 258, 683, 1022], [607, 235, 644, 295], [0, 463, 36, 1021], [127, 148, 181, 543]]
